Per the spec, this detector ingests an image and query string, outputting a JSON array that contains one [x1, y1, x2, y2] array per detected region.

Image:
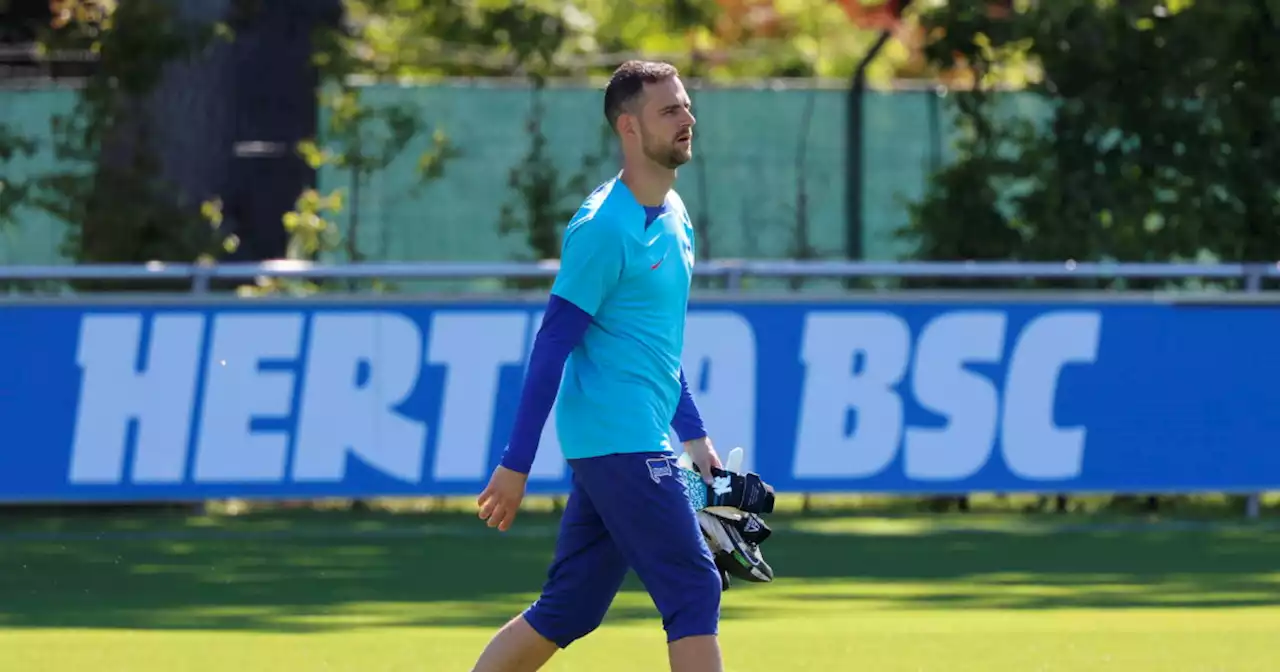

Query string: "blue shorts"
[[522, 451, 722, 648]]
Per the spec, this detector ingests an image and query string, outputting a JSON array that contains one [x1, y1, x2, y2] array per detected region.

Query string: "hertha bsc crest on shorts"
[[645, 457, 673, 484]]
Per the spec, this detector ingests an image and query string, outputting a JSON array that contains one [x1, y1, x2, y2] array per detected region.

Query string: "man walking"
[[471, 60, 727, 672]]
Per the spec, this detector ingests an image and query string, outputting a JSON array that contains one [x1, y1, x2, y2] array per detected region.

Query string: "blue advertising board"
[[1, 297, 1279, 502]]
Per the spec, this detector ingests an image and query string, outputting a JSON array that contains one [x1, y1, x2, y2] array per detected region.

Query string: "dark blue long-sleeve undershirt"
[[499, 294, 708, 474]]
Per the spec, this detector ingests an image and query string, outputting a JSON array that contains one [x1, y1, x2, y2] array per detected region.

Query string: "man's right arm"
[[497, 217, 625, 474], [498, 295, 590, 473]]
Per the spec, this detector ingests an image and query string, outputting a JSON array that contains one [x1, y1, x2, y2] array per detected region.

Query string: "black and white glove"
[[699, 508, 774, 587], [678, 447, 778, 591], [702, 466, 776, 516]]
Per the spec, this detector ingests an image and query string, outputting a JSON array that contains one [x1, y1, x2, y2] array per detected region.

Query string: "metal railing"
[[3, 259, 1280, 293]]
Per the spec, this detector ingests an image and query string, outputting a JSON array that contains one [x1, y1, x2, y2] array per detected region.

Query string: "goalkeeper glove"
[[699, 508, 774, 586], [677, 447, 777, 590]]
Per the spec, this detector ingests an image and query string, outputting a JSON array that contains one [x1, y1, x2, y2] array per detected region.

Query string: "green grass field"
[[2, 501, 1279, 671]]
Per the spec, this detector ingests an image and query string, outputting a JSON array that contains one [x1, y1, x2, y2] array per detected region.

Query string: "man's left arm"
[[672, 366, 724, 485], [671, 367, 707, 443]]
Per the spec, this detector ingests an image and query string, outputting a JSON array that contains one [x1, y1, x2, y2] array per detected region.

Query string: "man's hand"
[[682, 436, 723, 484], [477, 465, 529, 532]]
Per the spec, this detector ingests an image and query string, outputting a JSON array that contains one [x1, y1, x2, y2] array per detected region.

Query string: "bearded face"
[[630, 77, 695, 170], [638, 117, 692, 169]]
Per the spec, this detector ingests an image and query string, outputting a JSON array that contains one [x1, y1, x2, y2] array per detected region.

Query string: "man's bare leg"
[[472, 615, 560, 672], [668, 634, 723, 672]]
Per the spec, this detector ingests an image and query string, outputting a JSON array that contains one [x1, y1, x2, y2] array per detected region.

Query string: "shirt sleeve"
[[550, 216, 626, 316], [671, 366, 708, 442], [499, 294, 592, 474]]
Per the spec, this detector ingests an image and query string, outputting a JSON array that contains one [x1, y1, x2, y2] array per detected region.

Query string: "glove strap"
[[732, 512, 772, 545]]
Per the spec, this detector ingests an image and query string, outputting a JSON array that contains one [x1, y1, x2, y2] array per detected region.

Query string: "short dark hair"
[[603, 60, 680, 132]]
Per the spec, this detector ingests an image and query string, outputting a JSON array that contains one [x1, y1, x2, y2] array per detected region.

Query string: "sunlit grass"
[[1, 507, 1278, 671]]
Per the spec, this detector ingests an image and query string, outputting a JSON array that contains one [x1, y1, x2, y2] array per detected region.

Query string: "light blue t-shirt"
[[550, 174, 697, 461]]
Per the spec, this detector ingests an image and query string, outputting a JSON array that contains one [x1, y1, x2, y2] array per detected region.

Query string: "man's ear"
[[616, 111, 636, 139], [618, 99, 646, 137]]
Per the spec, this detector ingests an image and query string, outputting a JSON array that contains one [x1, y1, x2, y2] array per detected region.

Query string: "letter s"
[[905, 312, 1006, 481]]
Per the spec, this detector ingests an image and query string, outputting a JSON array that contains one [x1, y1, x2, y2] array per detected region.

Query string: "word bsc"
[[65, 306, 1100, 491]]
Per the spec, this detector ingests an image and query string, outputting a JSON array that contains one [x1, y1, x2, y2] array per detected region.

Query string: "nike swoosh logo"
[[651, 252, 668, 270]]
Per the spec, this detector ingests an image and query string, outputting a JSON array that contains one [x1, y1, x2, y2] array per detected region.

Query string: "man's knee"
[[523, 595, 613, 649], [658, 561, 723, 643]]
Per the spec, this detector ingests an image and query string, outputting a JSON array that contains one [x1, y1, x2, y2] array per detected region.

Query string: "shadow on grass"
[[0, 509, 1278, 632]]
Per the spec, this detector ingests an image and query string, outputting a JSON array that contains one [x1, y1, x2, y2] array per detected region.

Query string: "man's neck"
[[619, 159, 676, 207]]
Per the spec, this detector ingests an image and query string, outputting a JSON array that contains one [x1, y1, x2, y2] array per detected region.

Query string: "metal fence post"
[[1244, 264, 1265, 520], [723, 262, 744, 293], [191, 263, 211, 295], [189, 261, 209, 517]]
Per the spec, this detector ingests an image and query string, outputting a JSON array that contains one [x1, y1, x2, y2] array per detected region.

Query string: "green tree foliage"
[[0, 123, 39, 230], [237, 3, 463, 297], [327, 0, 905, 81], [6, 0, 918, 274], [29, 0, 236, 279], [901, 0, 1280, 290], [14, 0, 463, 286], [497, 90, 614, 287]]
